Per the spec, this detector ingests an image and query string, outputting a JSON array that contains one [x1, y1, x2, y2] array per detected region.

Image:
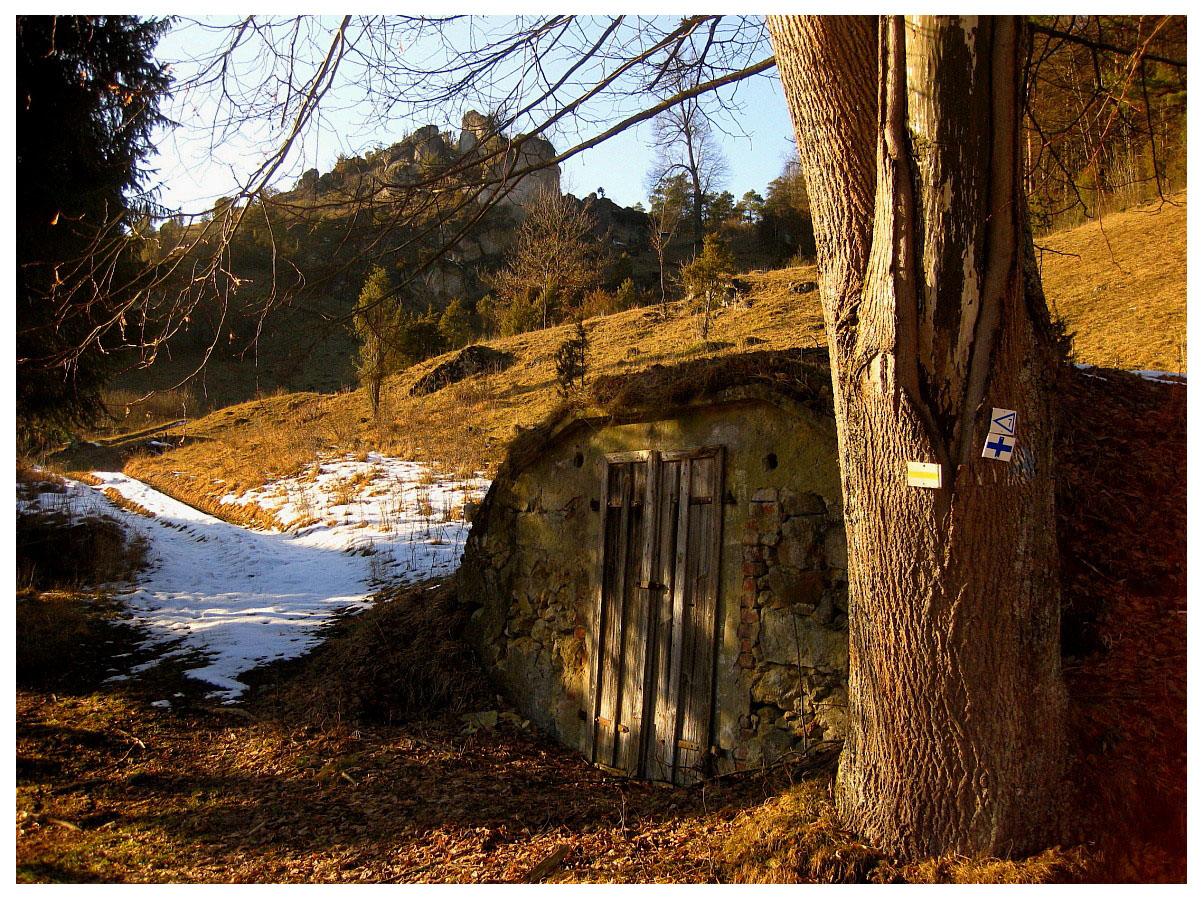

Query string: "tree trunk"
[[768, 14, 1067, 857]]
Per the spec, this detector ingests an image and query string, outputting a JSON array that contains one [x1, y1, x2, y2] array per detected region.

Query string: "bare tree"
[[649, 94, 729, 251], [127, 16, 775, 387], [487, 190, 606, 331], [1022, 16, 1187, 227], [646, 175, 685, 307]]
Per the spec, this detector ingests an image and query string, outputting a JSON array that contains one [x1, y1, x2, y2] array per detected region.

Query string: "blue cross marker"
[[983, 433, 1015, 461]]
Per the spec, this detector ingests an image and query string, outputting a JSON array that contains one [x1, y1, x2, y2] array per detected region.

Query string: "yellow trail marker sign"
[[906, 461, 943, 489]]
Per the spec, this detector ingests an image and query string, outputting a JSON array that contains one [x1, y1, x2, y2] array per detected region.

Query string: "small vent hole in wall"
[[573, 452, 584, 468], [764, 452, 778, 471]]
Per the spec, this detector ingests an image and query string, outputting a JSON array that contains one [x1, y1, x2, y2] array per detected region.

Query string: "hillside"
[[1038, 192, 1186, 373], [72, 191, 1180, 518]]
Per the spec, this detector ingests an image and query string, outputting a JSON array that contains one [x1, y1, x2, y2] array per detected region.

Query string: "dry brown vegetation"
[[110, 276, 828, 515], [1038, 191, 1187, 373], [16, 364, 1185, 883], [16, 580, 1103, 884], [55, 193, 1183, 520]]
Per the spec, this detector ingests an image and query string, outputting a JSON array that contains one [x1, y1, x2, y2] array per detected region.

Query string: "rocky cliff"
[[293, 111, 561, 220]]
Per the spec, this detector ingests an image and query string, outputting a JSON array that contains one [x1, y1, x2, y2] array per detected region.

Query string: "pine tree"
[[680, 233, 736, 340], [554, 322, 589, 397], [438, 299, 473, 349], [16, 15, 172, 449], [352, 266, 401, 414]]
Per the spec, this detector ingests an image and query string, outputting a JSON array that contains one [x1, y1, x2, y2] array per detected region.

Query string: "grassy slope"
[[1038, 192, 1186, 372], [117, 268, 827, 516], [59, 192, 1185, 520]]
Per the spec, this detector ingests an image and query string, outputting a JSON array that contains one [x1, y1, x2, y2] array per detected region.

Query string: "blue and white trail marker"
[[982, 431, 1016, 462], [990, 407, 1017, 437]]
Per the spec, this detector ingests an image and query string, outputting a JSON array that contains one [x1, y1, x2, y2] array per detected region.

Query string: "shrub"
[[554, 322, 589, 397]]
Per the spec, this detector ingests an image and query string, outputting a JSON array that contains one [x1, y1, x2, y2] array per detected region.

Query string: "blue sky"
[[148, 16, 799, 216]]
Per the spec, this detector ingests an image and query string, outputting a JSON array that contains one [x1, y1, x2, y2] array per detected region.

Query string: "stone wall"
[[459, 394, 846, 777], [730, 486, 848, 769]]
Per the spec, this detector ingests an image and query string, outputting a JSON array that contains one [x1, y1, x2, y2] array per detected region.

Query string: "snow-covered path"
[[31, 459, 487, 702], [92, 471, 376, 700]]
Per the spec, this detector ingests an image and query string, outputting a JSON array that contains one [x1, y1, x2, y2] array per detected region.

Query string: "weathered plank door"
[[586, 447, 724, 785]]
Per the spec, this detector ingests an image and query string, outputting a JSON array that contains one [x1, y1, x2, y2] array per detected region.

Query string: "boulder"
[[823, 524, 847, 568], [780, 488, 827, 517], [751, 664, 801, 706], [410, 345, 516, 396], [766, 566, 824, 609]]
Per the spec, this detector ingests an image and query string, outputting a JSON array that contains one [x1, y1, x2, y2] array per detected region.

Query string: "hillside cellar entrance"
[[459, 352, 851, 782], [589, 447, 724, 784]]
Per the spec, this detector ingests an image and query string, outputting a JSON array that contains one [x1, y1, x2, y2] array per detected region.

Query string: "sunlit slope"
[[1038, 192, 1186, 373], [115, 193, 1185, 518]]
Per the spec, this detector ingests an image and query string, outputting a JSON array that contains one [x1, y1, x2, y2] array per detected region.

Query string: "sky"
[[148, 15, 799, 217]]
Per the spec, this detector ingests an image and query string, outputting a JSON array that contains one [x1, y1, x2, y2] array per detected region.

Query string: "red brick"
[[736, 652, 754, 668], [737, 623, 750, 638], [742, 561, 766, 577], [574, 626, 586, 641], [740, 607, 759, 624], [742, 576, 758, 594], [757, 503, 776, 518], [740, 639, 752, 653]]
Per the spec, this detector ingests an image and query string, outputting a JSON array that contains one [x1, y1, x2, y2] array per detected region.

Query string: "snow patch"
[[1131, 369, 1187, 385], [22, 457, 488, 703], [1075, 363, 1186, 385]]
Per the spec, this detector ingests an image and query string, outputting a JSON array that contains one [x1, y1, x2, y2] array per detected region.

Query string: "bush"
[[438, 298, 473, 349], [614, 277, 641, 310], [99, 387, 208, 434], [498, 292, 543, 337], [554, 322, 589, 397], [580, 288, 619, 319], [681, 233, 736, 340]]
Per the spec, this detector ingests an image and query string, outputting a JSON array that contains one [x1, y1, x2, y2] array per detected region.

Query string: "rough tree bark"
[[767, 15, 1067, 857]]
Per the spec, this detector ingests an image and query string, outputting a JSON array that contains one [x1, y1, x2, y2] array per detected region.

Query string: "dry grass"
[[719, 777, 1088, 884], [75, 196, 1184, 514], [97, 387, 210, 436], [109, 277, 828, 512], [101, 488, 157, 519], [1038, 191, 1187, 372], [15, 470, 151, 687], [254, 581, 493, 729], [14, 576, 1093, 885], [16, 491, 148, 593], [1054, 367, 1186, 881]]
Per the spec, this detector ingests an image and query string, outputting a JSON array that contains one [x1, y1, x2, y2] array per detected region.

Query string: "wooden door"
[[586, 447, 724, 785]]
